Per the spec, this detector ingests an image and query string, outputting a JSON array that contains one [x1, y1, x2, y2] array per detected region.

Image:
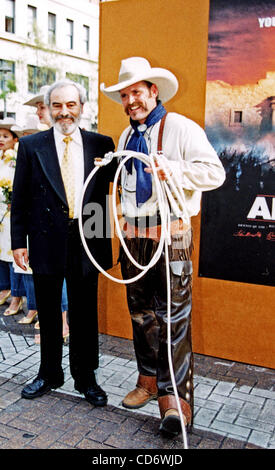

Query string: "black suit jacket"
[[11, 127, 115, 275]]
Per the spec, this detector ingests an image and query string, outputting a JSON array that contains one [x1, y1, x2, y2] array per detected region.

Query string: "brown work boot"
[[122, 374, 157, 409], [158, 395, 191, 437]]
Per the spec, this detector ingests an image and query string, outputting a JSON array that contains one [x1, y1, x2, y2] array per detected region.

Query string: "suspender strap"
[[157, 113, 167, 153], [124, 127, 132, 150]]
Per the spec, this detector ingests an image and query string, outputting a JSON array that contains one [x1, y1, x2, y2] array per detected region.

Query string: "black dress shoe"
[[21, 377, 63, 399], [76, 382, 108, 407]]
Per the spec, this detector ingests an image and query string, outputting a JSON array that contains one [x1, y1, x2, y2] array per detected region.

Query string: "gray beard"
[[51, 114, 81, 135]]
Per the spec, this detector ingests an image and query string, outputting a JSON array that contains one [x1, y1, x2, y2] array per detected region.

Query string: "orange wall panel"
[[97, 0, 275, 368]]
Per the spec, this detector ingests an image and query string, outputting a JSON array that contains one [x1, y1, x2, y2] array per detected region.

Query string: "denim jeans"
[[0, 261, 25, 297], [23, 274, 68, 311]]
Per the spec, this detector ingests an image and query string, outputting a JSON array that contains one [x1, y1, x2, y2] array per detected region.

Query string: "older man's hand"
[[13, 248, 29, 271]]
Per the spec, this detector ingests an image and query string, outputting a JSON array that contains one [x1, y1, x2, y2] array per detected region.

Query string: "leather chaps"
[[120, 229, 194, 417]]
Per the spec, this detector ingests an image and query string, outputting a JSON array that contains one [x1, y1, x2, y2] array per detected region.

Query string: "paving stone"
[[210, 420, 251, 438], [210, 393, 247, 408], [76, 438, 115, 449], [251, 388, 275, 400], [0, 328, 274, 449], [220, 437, 246, 449], [98, 354, 115, 367], [258, 400, 275, 425], [239, 401, 263, 420], [7, 416, 48, 435], [5, 366, 25, 375], [197, 437, 221, 449], [236, 416, 274, 434], [58, 423, 90, 446], [194, 375, 218, 387], [248, 430, 271, 448], [269, 437, 275, 449], [46, 398, 77, 417], [214, 381, 235, 396], [18, 400, 55, 421], [121, 375, 139, 389], [86, 419, 119, 443], [0, 436, 8, 446], [194, 383, 214, 399], [0, 422, 24, 439], [0, 364, 13, 373], [193, 408, 217, 427], [0, 431, 37, 449], [103, 384, 128, 398], [234, 384, 253, 394], [215, 404, 242, 423], [194, 397, 222, 411], [230, 390, 266, 405], [28, 427, 66, 449], [0, 372, 13, 379], [49, 441, 74, 449]]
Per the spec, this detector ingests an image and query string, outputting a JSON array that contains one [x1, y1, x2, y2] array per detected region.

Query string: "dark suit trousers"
[[32, 219, 99, 389]]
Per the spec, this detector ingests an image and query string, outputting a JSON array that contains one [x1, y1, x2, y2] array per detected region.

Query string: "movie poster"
[[199, 0, 275, 286]]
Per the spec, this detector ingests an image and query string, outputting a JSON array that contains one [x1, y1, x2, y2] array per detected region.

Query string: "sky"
[[207, 0, 275, 85]]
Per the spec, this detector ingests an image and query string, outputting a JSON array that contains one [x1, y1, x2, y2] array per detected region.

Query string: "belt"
[[124, 213, 178, 228]]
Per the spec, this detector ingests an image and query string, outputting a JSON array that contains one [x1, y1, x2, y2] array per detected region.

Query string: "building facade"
[[0, 0, 99, 129]]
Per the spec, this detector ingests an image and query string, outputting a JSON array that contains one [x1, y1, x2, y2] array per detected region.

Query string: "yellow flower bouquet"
[[2, 148, 16, 168], [0, 178, 13, 205], [0, 178, 13, 229]]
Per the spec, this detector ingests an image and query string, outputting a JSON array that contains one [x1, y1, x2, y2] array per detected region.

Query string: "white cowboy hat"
[[100, 57, 178, 104], [11, 115, 46, 137], [0, 118, 22, 137], [18, 114, 46, 135], [23, 85, 50, 107]]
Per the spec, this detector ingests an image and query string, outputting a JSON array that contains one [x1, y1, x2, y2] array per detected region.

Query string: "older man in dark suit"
[[11, 79, 115, 406]]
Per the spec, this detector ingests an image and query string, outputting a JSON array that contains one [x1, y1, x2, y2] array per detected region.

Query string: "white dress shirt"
[[53, 126, 84, 219]]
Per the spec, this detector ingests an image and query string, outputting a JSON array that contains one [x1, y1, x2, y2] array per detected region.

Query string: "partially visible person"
[[22, 273, 69, 345], [0, 118, 25, 314], [23, 86, 51, 129]]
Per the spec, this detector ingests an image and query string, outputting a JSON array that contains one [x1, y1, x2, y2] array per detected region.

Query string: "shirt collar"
[[53, 125, 82, 145]]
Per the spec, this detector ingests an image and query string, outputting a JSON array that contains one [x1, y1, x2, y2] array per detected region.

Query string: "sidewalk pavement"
[[0, 298, 274, 453]]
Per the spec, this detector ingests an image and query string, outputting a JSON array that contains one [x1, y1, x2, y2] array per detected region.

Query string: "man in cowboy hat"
[[101, 57, 226, 436]]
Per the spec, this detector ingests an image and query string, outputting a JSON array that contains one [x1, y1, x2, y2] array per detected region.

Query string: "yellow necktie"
[[61, 136, 75, 219]]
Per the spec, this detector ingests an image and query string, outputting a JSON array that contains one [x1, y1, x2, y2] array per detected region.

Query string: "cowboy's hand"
[[144, 159, 170, 181], [13, 248, 29, 271]]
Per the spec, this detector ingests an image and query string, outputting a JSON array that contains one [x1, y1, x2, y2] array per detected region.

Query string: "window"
[[27, 65, 56, 94], [48, 13, 56, 45], [0, 112, 15, 119], [66, 73, 89, 99], [27, 5, 37, 38], [83, 25, 90, 53], [230, 109, 244, 127], [234, 111, 243, 124], [0, 60, 15, 91], [66, 19, 74, 50], [5, 0, 15, 33]]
